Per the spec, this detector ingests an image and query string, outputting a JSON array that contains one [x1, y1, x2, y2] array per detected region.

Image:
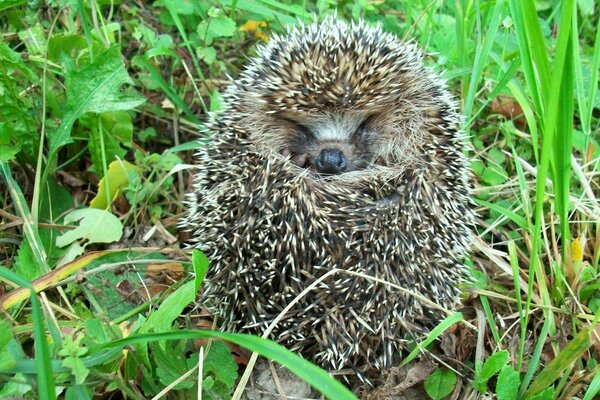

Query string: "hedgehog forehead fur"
[[186, 16, 474, 380]]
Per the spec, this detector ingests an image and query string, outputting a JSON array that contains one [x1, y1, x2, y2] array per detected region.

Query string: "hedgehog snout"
[[315, 148, 348, 174]]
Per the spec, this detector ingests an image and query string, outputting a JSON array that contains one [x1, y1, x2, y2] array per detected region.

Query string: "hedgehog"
[[184, 17, 473, 379]]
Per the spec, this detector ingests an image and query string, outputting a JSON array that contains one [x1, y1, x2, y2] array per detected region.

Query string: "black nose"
[[315, 148, 348, 174]]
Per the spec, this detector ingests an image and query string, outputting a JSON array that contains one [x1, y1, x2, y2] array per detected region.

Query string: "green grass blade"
[[553, 32, 574, 253], [402, 312, 464, 366], [0, 267, 56, 400], [97, 330, 357, 400], [519, 316, 551, 395], [474, 198, 528, 229], [582, 369, 600, 400], [523, 327, 592, 398], [0, 163, 50, 274], [507, 0, 544, 117], [463, 0, 505, 124], [507, 80, 540, 162]]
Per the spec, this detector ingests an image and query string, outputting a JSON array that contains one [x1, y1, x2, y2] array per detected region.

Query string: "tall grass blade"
[[0, 267, 56, 400], [0, 163, 50, 274], [524, 327, 592, 398], [98, 330, 358, 400]]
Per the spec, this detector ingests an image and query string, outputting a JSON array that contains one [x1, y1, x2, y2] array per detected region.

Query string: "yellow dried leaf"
[[571, 238, 583, 263]]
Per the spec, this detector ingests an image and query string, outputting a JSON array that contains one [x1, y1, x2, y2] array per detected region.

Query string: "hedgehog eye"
[[283, 118, 314, 140], [355, 115, 376, 136]]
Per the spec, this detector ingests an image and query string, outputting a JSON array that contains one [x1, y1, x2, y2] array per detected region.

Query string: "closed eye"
[[355, 114, 376, 136], [283, 118, 314, 140]]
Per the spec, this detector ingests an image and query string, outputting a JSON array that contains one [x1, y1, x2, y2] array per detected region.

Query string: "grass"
[[0, 0, 599, 399]]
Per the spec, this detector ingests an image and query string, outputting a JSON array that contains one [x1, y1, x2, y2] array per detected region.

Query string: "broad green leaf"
[[154, 340, 194, 389], [0, 143, 20, 162], [55, 209, 123, 248], [65, 385, 92, 400], [0, 41, 38, 83], [479, 350, 510, 382], [202, 341, 238, 395], [47, 33, 88, 62], [530, 387, 555, 400], [49, 46, 145, 156], [480, 164, 508, 186], [198, 15, 236, 44], [424, 368, 457, 400], [496, 365, 519, 400], [0, 373, 31, 397], [62, 356, 89, 385], [197, 46, 216, 64], [13, 238, 41, 281], [17, 23, 46, 55], [89, 160, 141, 209]]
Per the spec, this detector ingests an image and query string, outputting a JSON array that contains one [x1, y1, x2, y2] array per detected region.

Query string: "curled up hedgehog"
[[184, 17, 473, 380]]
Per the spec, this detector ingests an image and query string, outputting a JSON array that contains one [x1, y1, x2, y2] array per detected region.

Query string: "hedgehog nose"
[[315, 148, 348, 174]]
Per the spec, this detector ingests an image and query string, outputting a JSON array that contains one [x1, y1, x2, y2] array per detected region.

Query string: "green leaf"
[[85, 111, 134, 176], [65, 385, 92, 400], [582, 370, 600, 400], [49, 46, 145, 156], [529, 387, 555, 400], [0, 319, 16, 371], [202, 341, 238, 396], [197, 46, 216, 64], [192, 249, 209, 292], [487, 147, 507, 165], [47, 33, 88, 62], [132, 55, 200, 124], [13, 238, 41, 281], [496, 365, 519, 400], [0, 373, 31, 397], [55, 208, 123, 248], [480, 164, 508, 185], [154, 341, 194, 389], [141, 280, 196, 334], [197, 14, 236, 44], [0, 144, 20, 162], [0, 267, 56, 400], [475, 350, 510, 392], [577, 0, 594, 15], [424, 368, 457, 400], [17, 23, 46, 55]]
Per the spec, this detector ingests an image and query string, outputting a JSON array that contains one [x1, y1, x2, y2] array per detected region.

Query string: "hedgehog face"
[[225, 20, 437, 179], [279, 112, 381, 174]]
